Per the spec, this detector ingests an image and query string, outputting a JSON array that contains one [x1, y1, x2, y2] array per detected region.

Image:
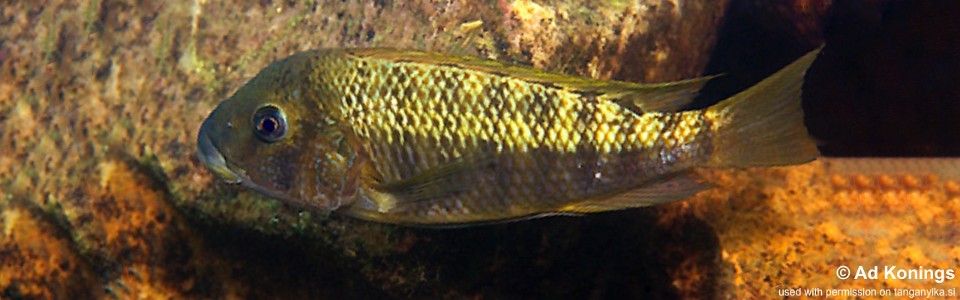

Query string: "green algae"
[[82, 0, 102, 34]]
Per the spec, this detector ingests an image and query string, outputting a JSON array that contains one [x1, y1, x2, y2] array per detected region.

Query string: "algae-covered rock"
[[8, 0, 958, 299], [0, 1, 735, 297]]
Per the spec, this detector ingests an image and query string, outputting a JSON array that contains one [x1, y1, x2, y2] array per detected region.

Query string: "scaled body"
[[197, 48, 821, 225]]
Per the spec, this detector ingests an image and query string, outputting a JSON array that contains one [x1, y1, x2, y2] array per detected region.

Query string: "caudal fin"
[[707, 46, 822, 168]]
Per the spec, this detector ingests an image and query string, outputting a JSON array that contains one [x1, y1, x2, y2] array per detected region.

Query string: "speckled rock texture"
[[0, 1, 730, 297], [2, 0, 959, 299]]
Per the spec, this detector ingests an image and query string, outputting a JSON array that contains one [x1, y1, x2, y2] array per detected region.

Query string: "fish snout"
[[197, 120, 242, 183]]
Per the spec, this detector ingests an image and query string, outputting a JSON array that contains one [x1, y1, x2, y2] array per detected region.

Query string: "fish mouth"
[[197, 124, 306, 206], [197, 126, 243, 184]]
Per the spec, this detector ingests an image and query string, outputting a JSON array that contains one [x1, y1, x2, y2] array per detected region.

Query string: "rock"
[[6, 0, 957, 298], [0, 0, 732, 297]]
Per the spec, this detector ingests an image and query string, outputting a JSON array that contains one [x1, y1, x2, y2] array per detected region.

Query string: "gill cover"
[[197, 51, 363, 210]]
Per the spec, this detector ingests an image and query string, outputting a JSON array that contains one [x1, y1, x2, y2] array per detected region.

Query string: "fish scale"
[[313, 54, 714, 223], [198, 47, 821, 225]]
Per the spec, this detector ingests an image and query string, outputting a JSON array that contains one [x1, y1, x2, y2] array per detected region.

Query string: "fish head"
[[197, 54, 358, 210]]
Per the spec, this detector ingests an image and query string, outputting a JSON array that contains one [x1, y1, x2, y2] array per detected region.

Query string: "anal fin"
[[558, 173, 707, 214]]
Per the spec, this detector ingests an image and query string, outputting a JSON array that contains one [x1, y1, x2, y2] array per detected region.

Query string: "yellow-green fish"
[[197, 47, 821, 225]]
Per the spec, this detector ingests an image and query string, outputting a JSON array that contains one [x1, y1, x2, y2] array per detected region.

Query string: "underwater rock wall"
[[3, 0, 959, 299], [1, 1, 731, 298]]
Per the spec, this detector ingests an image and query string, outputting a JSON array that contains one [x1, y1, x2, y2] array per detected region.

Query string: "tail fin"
[[707, 46, 822, 168]]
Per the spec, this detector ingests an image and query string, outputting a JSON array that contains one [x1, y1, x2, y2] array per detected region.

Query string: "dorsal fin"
[[346, 48, 716, 113], [613, 75, 717, 113]]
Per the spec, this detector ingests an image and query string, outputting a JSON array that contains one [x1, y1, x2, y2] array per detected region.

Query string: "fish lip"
[[198, 123, 311, 208], [197, 126, 243, 184]]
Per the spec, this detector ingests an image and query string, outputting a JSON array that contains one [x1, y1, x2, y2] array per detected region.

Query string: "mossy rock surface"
[[5, 1, 959, 299]]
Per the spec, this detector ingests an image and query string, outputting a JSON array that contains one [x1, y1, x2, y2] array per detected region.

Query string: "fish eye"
[[253, 105, 287, 143]]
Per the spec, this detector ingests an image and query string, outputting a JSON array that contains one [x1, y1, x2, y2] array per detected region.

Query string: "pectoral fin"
[[368, 155, 495, 212]]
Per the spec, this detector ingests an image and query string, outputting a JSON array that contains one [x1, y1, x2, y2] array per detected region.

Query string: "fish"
[[197, 47, 822, 226]]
